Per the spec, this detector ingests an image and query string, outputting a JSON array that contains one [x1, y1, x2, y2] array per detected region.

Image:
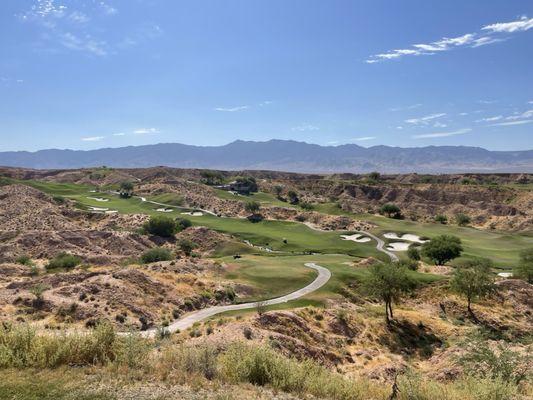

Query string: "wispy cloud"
[[259, 100, 273, 106], [482, 15, 533, 33], [476, 115, 503, 122], [60, 32, 107, 56], [505, 109, 533, 120], [134, 128, 159, 134], [351, 136, 376, 141], [366, 16, 533, 63], [413, 128, 471, 139], [112, 132, 125, 136], [81, 136, 105, 141], [214, 105, 249, 112], [405, 113, 446, 125], [291, 124, 319, 132], [389, 103, 422, 112], [491, 119, 532, 126], [99, 2, 118, 16]]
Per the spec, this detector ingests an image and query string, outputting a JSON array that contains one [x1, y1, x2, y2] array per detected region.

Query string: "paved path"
[[353, 230, 399, 262], [138, 262, 330, 337]]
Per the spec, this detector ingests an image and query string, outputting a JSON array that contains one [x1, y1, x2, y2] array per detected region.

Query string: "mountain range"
[[1, 140, 532, 173]]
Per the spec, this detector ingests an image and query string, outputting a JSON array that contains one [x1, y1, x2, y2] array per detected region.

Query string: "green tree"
[[119, 181, 134, 198], [364, 263, 415, 325], [244, 201, 261, 214], [143, 216, 177, 238], [287, 190, 299, 205], [407, 246, 421, 261], [421, 235, 462, 265], [200, 170, 224, 186], [434, 214, 448, 224], [379, 203, 401, 219], [368, 171, 381, 181], [273, 185, 284, 199], [175, 217, 192, 232], [515, 248, 533, 283], [141, 247, 172, 263], [178, 239, 196, 256], [451, 258, 495, 317], [455, 213, 471, 226]]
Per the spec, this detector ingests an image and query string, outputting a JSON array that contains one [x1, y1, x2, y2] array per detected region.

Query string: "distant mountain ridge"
[[1, 140, 532, 173]]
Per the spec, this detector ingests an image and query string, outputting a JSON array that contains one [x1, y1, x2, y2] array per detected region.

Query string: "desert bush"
[[16, 255, 33, 266], [143, 216, 177, 237], [287, 190, 299, 205], [515, 248, 533, 283], [244, 201, 260, 214], [178, 239, 196, 256], [141, 247, 173, 263], [455, 213, 471, 226], [407, 246, 421, 261], [434, 214, 448, 224], [457, 334, 531, 384], [299, 202, 314, 211], [451, 258, 495, 317], [175, 217, 192, 232], [46, 252, 81, 270], [219, 343, 377, 399]]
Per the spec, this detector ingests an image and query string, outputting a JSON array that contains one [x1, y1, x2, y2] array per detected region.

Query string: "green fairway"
[[5, 178, 532, 267], [214, 189, 297, 208], [314, 202, 533, 267]]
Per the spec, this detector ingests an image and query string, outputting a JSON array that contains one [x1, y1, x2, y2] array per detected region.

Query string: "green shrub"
[[421, 235, 462, 265], [379, 203, 401, 219], [434, 214, 448, 224], [16, 255, 33, 266], [175, 217, 192, 232], [178, 239, 196, 256], [407, 246, 421, 261], [141, 247, 173, 263], [46, 253, 81, 270], [515, 248, 533, 283], [143, 216, 177, 237], [299, 202, 314, 211], [455, 213, 471, 226]]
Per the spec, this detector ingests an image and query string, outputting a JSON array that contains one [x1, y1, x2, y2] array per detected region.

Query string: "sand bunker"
[[105, 210, 118, 214], [386, 242, 411, 251], [340, 233, 372, 243], [181, 211, 204, 216], [88, 206, 109, 212], [383, 232, 428, 243], [87, 197, 109, 202], [497, 272, 513, 278], [156, 208, 173, 213]]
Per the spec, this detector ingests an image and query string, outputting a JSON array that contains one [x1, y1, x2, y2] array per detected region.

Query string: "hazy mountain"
[[1, 140, 532, 173]]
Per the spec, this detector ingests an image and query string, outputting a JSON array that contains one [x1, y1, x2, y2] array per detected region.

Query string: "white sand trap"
[[105, 210, 118, 214], [181, 211, 203, 216], [340, 233, 372, 243], [383, 232, 427, 243], [156, 208, 173, 213], [497, 272, 513, 278], [88, 206, 109, 211], [89, 190, 97, 193], [386, 242, 411, 251], [87, 197, 109, 202]]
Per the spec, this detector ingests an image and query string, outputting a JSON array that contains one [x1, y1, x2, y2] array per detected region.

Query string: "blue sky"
[[0, 0, 532, 152]]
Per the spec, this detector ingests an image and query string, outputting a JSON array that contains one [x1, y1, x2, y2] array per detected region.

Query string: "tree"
[[200, 170, 224, 186], [379, 203, 401, 219], [299, 202, 314, 211], [434, 214, 448, 224], [175, 217, 192, 232], [178, 239, 196, 256], [244, 201, 260, 214], [46, 252, 81, 270], [368, 171, 381, 181], [30, 283, 49, 309], [407, 246, 421, 261], [143, 216, 177, 238], [273, 185, 284, 199], [515, 248, 533, 283], [287, 190, 299, 205], [421, 235, 462, 265], [455, 213, 471, 226], [119, 181, 134, 198], [364, 263, 415, 325], [451, 258, 495, 317]]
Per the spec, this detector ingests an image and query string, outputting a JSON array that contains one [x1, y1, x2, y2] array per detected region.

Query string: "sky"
[[0, 0, 532, 152]]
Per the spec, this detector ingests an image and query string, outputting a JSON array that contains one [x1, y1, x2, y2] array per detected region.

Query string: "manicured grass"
[[150, 192, 184, 206], [214, 189, 295, 208], [315, 202, 533, 267], [191, 213, 385, 259]]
